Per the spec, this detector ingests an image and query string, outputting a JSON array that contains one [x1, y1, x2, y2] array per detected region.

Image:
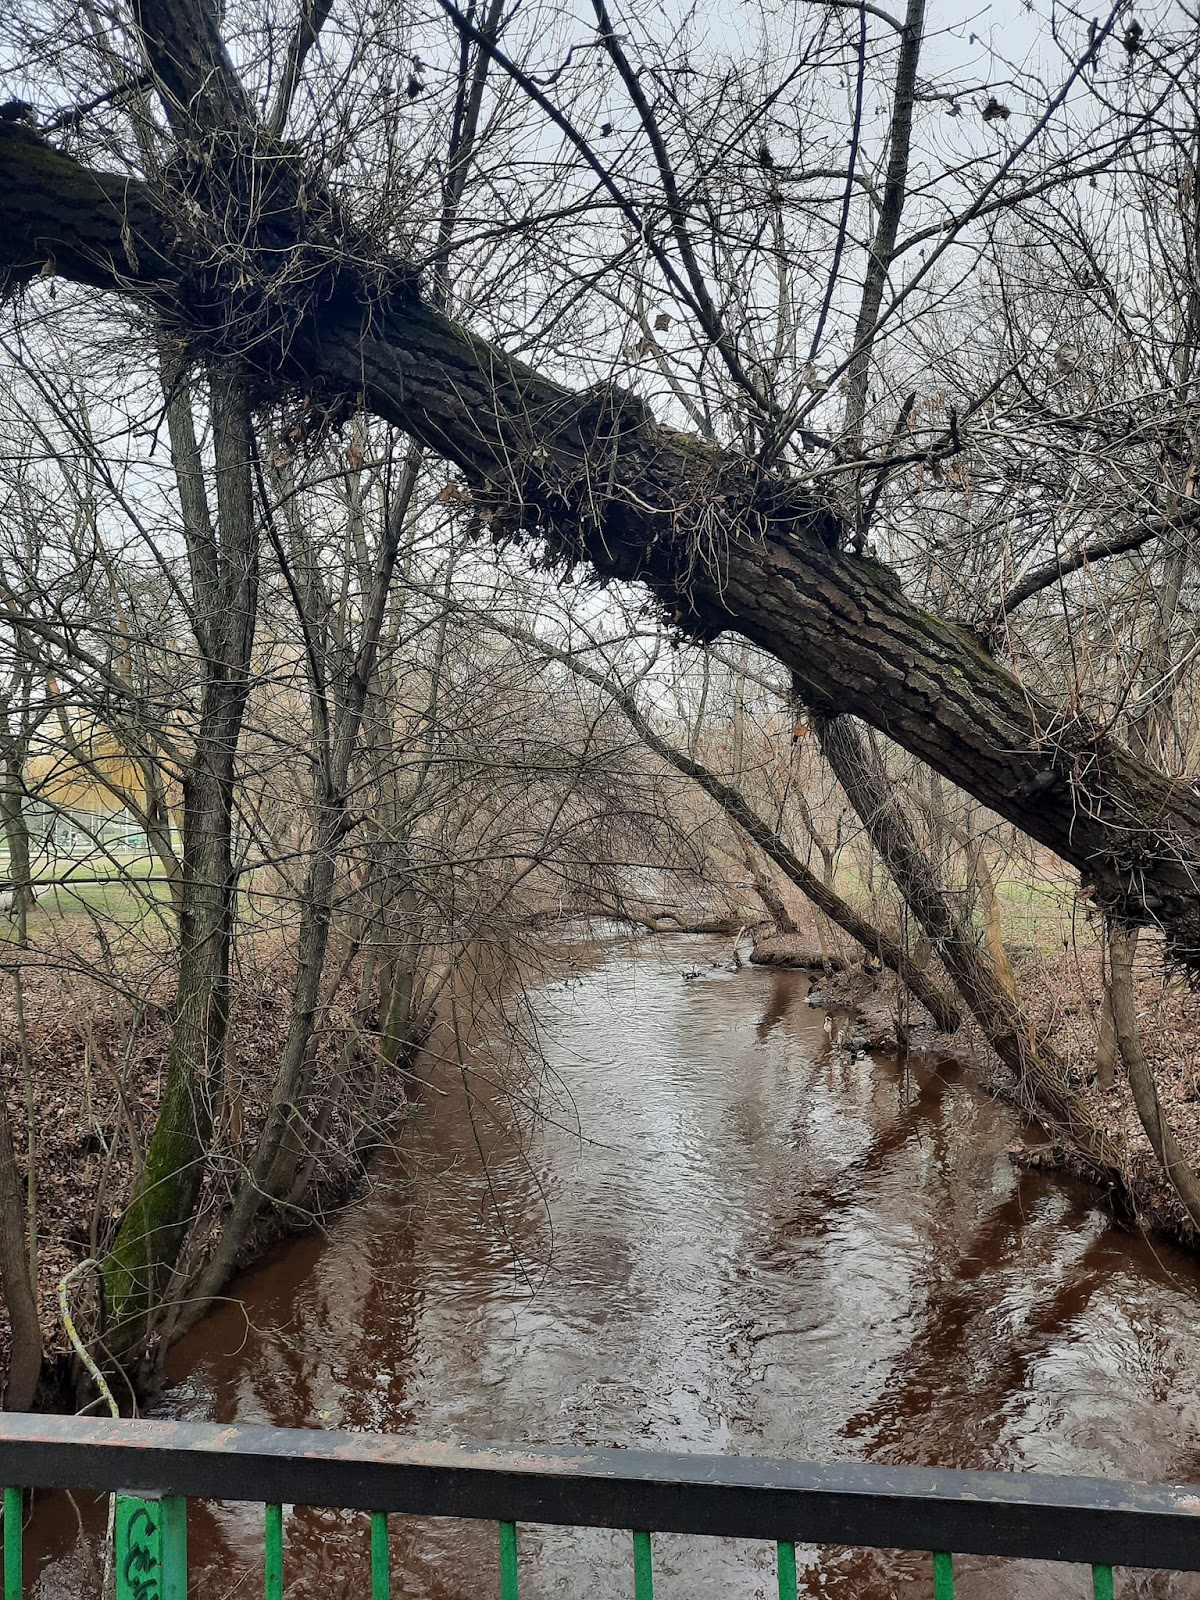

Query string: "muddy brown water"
[[22, 935, 1200, 1598]]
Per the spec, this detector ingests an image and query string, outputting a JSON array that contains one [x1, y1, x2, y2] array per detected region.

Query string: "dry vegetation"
[[8, 0, 1200, 1413]]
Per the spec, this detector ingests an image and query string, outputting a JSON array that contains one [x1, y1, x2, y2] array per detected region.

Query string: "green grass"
[[812, 857, 1077, 959], [0, 872, 173, 942]]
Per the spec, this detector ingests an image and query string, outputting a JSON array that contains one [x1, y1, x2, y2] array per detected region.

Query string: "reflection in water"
[[24, 937, 1200, 1599]]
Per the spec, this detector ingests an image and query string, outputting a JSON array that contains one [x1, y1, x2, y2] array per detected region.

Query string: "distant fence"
[[4, 1414, 1198, 1598]]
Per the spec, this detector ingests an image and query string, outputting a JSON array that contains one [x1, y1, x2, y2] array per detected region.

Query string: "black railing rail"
[[3, 1414, 1200, 1570]]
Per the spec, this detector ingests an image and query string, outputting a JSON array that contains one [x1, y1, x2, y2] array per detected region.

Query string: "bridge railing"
[[4, 1413, 1200, 1598]]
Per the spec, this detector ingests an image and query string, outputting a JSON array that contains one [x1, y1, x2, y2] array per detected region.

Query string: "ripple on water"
[[24, 937, 1200, 1599]]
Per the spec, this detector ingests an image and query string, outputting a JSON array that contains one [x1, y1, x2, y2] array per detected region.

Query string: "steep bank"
[[0, 936, 413, 1408]]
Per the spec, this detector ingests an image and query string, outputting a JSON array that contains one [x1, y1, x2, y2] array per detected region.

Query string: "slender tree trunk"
[[170, 456, 420, 1338], [0, 758, 35, 922], [0, 1076, 41, 1409], [816, 714, 1128, 1189], [1096, 921, 1119, 1091], [102, 364, 259, 1364], [379, 882, 420, 1072], [1108, 921, 1200, 1230]]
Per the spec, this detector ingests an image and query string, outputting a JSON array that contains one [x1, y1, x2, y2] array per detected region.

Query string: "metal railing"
[[4, 1413, 1200, 1598]]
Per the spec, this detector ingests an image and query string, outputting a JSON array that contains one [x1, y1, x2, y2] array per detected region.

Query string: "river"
[[23, 935, 1200, 1598]]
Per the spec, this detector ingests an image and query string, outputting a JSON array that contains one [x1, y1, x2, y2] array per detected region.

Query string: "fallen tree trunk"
[[4, 107, 1200, 955]]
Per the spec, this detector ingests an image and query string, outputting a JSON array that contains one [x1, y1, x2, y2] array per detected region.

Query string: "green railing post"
[[371, 1511, 390, 1600], [633, 1530, 653, 1600], [1093, 1565, 1115, 1600], [499, 1520, 519, 1600], [777, 1539, 797, 1600], [265, 1503, 283, 1600], [115, 1493, 187, 1600], [932, 1551, 954, 1600], [3, 1488, 22, 1600]]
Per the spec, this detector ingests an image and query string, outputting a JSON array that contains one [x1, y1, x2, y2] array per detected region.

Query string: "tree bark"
[[1107, 921, 1200, 1231], [742, 845, 798, 936], [0, 1074, 42, 1410], [0, 761, 35, 924], [5, 120, 1200, 955], [816, 714, 1128, 1191], [101, 363, 259, 1362]]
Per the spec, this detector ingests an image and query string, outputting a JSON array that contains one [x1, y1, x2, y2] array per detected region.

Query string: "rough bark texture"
[[5, 115, 1200, 958], [0, 1080, 41, 1409], [816, 715, 1129, 1192]]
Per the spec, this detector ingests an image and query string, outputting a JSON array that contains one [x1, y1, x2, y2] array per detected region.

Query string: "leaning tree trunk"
[[6, 107, 1200, 954], [101, 364, 259, 1365], [816, 714, 1128, 1191], [1107, 921, 1200, 1231], [743, 844, 798, 936]]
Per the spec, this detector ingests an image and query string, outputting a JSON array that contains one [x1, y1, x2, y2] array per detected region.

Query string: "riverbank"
[[25, 932, 1200, 1600], [0, 932, 414, 1408], [750, 917, 1200, 1242], [6, 913, 1200, 1411]]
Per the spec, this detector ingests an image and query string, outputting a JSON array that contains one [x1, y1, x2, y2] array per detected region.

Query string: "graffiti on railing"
[[121, 1505, 161, 1600], [115, 1495, 187, 1600]]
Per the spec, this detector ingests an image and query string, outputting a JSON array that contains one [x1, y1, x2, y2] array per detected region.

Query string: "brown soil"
[[749, 932, 847, 971], [0, 929, 407, 1406]]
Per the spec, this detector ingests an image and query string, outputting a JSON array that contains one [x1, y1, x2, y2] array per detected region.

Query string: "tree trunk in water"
[[169, 457, 419, 1339], [102, 365, 259, 1365], [816, 714, 1128, 1190], [0, 1078, 41, 1409], [1107, 921, 1200, 1230]]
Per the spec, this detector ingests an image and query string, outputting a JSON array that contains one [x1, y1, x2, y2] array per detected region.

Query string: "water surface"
[[27, 937, 1200, 1598]]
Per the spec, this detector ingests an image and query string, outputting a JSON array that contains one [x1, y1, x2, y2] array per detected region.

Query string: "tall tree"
[[4, 4, 1197, 955]]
